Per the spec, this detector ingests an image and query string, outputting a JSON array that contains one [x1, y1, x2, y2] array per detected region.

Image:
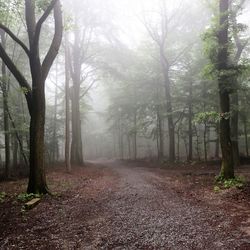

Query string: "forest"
[[0, 0, 250, 249]]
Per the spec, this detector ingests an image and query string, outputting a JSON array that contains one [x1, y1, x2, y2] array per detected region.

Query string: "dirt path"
[[0, 161, 250, 249]]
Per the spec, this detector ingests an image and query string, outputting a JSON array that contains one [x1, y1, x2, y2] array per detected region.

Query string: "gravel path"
[[0, 161, 249, 249]]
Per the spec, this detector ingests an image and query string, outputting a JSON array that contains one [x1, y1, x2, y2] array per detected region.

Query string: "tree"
[[229, 0, 249, 166], [142, 2, 176, 162], [0, 0, 16, 179], [65, 0, 100, 165], [0, 0, 63, 193], [64, 32, 71, 172], [0, 30, 10, 178], [217, 0, 234, 179]]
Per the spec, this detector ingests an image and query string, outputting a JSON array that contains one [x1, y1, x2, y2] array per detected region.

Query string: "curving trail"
[[0, 160, 250, 249]]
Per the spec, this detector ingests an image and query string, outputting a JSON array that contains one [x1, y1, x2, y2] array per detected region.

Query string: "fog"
[[55, 0, 250, 162], [1, 0, 250, 169]]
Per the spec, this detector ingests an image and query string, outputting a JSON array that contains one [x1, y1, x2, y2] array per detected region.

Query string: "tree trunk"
[[177, 128, 180, 161], [188, 82, 193, 161], [71, 90, 84, 165], [118, 117, 124, 159], [203, 123, 208, 163], [160, 49, 175, 162], [243, 119, 249, 157], [52, 61, 59, 163], [65, 34, 71, 172], [217, 0, 234, 179], [194, 125, 201, 161], [157, 106, 164, 160], [215, 123, 220, 158], [231, 92, 240, 166], [0, 0, 62, 193], [229, 0, 248, 167], [27, 78, 48, 193], [1, 31, 10, 179], [127, 135, 131, 160], [13, 135, 18, 168], [6, 104, 29, 168], [70, 24, 84, 165], [133, 110, 137, 160]]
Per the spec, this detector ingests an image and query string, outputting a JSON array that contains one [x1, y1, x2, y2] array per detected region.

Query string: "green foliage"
[[0, 0, 23, 26], [0, 192, 6, 202], [215, 175, 246, 189], [36, 0, 51, 12], [19, 87, 31, 95], [17, 193, 41, 202], [64, 14, 74, 32], [213, 186, 220, 192], [202, 26, 218, 69], [193, 111, 220, 124]]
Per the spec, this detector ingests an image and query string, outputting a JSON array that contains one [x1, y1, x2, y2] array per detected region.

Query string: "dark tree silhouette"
[[0, 0, 63, 193]]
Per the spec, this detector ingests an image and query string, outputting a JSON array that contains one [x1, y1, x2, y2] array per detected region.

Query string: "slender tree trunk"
[[127, 135, 131, 160], [182, 135, 188, 160], [215, 123, 220, 158], [231, 92, 240, 166], [204, 123, 208, 163], [133, 110, 137, 160], [13, 135, 18, 168], [70, 25, 84, 165], [1, 31, 10, 179], [217, 0, 234, 179], [229, 1, 248, 167], [118, 117, 124, 159], [65, 34, 71, 172], [52, 61, 59, 163], [194, 125, 201, 161], [160, 49, 175, 162], [157, 106, 164, 160], [243, 119, 249, 157], [188, 82, 193, 161], [6, 103, 29, 168], [71, 90, 83, 164], [177, 128, 180, 161]]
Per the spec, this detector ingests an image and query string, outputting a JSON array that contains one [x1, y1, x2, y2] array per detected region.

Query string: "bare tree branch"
[[0, 43, 32, 113], [42, 0, 63, 81], [80, 79, 98, 99], [0, 24, 30, 56], [34, 0, 58, 50]]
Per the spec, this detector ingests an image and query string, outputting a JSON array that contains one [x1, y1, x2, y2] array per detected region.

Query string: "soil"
[[0, 160, 250, 249]]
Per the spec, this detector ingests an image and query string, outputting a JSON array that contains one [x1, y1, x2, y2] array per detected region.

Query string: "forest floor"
[[0, 160, 250, 250]]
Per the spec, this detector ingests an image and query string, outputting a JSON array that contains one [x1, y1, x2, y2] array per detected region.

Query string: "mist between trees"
[[0, 0, 249, 193]]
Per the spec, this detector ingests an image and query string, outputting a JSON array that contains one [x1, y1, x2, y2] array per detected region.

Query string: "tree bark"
[[71, 88, 84, 164], [188, 82, 193, 161], [230, 0, 248, 166], [13, 135, 18, 168], [70, 23, 84, 165], [203, 123, 208, 163], [28, 85, 48, 193], [160, 49, 175, 162], [65, 33, 71, 172], [215, 123, 220, 158], [231, 93, 240, 166], [194, 125, 201, 161], [133, 110, 137, 160], [0, 0, 62, 193], [243, 119, 249, 157], [157, 105, 164, 160], [52, 61, 59, 163], [217, 0, 234, 179], [0, 30, 10, 179]]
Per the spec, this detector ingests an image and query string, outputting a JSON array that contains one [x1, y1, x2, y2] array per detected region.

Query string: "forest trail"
[[1, 161, 250, 249]]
